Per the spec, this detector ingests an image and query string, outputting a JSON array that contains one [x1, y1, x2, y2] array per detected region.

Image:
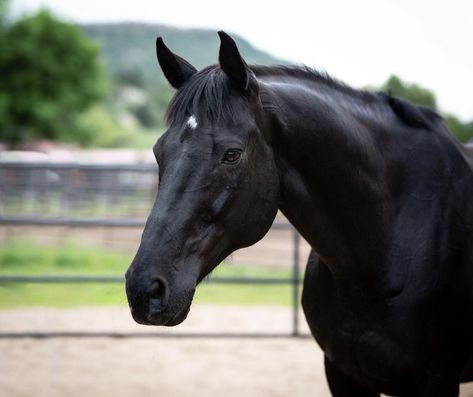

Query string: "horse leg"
[[400, 378, 459, 397], [460, 355, 473, 382], [324, 356, 379, 397], [401, 382, 460, 397]]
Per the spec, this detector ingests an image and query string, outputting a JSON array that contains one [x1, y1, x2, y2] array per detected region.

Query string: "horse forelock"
[[165, 66, 241, 127]]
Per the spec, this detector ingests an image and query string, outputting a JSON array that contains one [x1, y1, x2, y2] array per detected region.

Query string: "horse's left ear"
[[218, 31, 257, 94], [156, 37, 197, 89]]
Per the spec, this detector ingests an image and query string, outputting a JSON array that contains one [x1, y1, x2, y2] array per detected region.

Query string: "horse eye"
[[222, 149, 242, 164]]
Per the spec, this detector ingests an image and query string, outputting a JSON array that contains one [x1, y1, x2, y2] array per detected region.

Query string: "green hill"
[[79, 23, 286, 136], [82, 23, 285, 84]]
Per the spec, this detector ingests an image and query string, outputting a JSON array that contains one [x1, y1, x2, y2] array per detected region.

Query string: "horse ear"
[[156, 37, 197, 89], [218, 31, 256, 93]]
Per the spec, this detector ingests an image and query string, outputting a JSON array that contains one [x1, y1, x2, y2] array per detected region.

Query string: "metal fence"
[[0, 161, 159, 221], [0, 161, 307, 338]]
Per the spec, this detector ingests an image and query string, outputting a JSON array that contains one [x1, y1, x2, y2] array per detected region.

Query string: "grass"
[[0, 240, 129, 275], [0, 239, 299, 308]]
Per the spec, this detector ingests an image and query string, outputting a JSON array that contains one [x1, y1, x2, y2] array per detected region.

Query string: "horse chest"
[[302, 259, 413, 390]]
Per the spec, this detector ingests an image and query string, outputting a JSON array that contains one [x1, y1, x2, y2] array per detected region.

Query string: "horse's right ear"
[[156, 37, 197, 89], [218, 31, 257, 95]]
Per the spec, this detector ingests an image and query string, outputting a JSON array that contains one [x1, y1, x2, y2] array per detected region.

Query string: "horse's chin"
[[163, 304, 191, 327], [129, 296, 193, 327]]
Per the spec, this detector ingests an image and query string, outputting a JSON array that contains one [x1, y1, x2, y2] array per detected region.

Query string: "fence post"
[[292, 228, 301, 336]]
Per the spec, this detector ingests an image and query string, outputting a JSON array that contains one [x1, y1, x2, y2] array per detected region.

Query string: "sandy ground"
[[0, 336, 327, 397], [0, 306, 473, 397]]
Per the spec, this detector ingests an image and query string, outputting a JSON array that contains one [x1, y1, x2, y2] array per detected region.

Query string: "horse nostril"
[[147, 277, 168, 319]]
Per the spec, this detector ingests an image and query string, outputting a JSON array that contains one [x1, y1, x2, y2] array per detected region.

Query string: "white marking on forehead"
[[186, 115, 198, 130]]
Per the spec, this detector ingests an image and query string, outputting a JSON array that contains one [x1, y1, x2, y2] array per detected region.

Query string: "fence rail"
[[0, 216, 294, 229], [0, 332, 312, 339], [0, 161, 307, 338], [0, 161, 158, 171], [0, 275, 302, 284]]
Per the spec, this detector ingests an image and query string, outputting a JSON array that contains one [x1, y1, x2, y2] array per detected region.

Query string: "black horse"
[[126, 32, 473, 396]]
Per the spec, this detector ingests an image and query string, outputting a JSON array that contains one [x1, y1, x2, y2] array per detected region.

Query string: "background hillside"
[[82, 23, 285, 83], [79, 23, 285, 141]]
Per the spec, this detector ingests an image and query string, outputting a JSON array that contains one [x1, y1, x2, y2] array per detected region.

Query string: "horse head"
[[125, 32, 279, 326]]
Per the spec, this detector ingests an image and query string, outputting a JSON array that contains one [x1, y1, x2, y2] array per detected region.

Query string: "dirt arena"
[[1, 306, 473, 397]]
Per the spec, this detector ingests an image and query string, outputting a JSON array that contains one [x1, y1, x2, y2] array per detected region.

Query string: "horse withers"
[[125, 31, 473, 396]]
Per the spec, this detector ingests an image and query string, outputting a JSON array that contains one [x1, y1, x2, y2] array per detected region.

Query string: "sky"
[[12, 0, 473, 120]]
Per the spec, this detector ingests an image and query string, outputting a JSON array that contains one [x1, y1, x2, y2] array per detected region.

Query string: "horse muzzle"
[[125, 271, 194, 326]]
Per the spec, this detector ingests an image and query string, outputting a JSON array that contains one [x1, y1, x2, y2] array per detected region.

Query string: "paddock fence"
[[0, 161, 309, 339]]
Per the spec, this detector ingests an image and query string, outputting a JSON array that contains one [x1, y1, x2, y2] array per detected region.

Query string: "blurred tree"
[[0, 10, 107, 144], [444, 115, 473, 144], [382, 75, 437, 110], [73, 105, 135, 147]]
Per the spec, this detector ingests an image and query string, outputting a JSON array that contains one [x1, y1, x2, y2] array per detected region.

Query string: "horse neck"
[[261, 79, 393, 283]]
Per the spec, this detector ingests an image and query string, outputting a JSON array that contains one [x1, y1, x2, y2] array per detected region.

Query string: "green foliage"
[[444, 115, 473, 143], [0, 10, 107, 144], [72, 105, 135, 147], [382, 75, 437, 109]]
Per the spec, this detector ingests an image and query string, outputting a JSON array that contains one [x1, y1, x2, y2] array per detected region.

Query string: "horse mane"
[[252, 65, 442, 130], [380, 93, 441, 129], [165, 64, 441, 131], [251, 65, 377, 102]]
